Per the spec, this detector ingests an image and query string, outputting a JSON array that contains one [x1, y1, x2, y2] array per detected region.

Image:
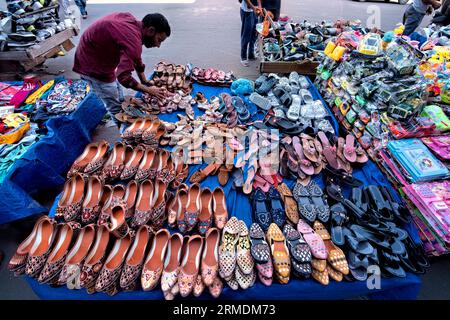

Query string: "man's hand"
[[145, 86, 167, 100], [254, 6, 263, 16], [426, 6, 433, 14]]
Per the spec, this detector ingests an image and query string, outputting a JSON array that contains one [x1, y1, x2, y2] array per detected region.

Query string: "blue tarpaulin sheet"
[[26, 79, 421, 299], [0, 92, 106, 224]]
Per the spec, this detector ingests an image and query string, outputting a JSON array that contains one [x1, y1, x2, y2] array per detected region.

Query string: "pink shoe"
[[201, 228, 220, 286], [161, 233, 183, 293], [256, 260, 273, 286], [297, 219, 327, 259], [208, 277, 223, 298]]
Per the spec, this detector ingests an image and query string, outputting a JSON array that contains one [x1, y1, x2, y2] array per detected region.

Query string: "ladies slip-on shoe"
[[141, 229, 170, 291], [198, 188, 213, 235], [25, 218, 57, 278], [57, 224, 96, 286], [123, 180, 138, 220], [167, 184, 188, 228], [105, 204, 129, 239], [185, 183, 201, 231], [119, 225, 152, 291], [101, 142, 128, 181], [80, 225, 110, 294], [56, 173, 85, 222], [161, 233, 183, 297], [9, 216, 52, 275], [236, 221, 254, 275], [178, 235, 204, 297], [120, 145, 146, 180], [95, 234, 132, 295], [67, 142, 99, 178], [212, 187, 229, 230], [218, 217, 240, 279], [98, 184, 126, 226], [38, 223, 76, 284], [135, 149, 157, 182], [84, 140, 110, 175], [201, 228, 220, 286], [150, 178, 167, 230], [130, 179, 154, 228], [208, 276, 223, 298], [176, 188, 189, 233], [266, 223, 291, 284], [81, 176, 103, 225]]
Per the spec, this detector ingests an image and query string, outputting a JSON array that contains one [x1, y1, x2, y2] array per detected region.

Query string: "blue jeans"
[[74, 0, 87, 16], [81, 75, 124, 126], [240, 9, 257, 60], [403, 4, 425, 36]]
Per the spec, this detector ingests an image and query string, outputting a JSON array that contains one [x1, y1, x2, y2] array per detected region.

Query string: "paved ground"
[[1, 0, 449, 300]]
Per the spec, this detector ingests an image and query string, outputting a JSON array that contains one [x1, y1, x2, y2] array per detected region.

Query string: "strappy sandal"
[[336, 137, 352, 174], [313, 221, 349, 275], [293, 136, 314, 176]]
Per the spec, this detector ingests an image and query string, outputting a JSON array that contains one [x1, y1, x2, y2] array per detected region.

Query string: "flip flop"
[[243, 159, 258, 195], [344, 134, 357, 163], [292, 136, 314, 176], [317, 131, 339, 170]]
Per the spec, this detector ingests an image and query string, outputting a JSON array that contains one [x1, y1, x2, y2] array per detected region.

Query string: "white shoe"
[[240, 59, 249, 67]]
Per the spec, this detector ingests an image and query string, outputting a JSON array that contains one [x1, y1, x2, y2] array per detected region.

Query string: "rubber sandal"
[[330, 203, 348, 246], [344, 134, 357, 162], [292, 136, 314, 176]]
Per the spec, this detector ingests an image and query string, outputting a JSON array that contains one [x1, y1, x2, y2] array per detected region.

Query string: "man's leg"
[[403, 4, 425, 36], [248, 13, 258, 60], [82, 76, 123, 127], [74, 0, 87, 16], [240, 9, 251, 62]]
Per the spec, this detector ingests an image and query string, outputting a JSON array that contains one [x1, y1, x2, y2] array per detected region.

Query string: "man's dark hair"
[[142, 13, 171, 36]]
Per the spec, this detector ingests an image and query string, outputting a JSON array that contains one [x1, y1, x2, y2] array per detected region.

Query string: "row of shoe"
[[57, 173, 170, 232], [167, 183, 229, 235], [8, 217, 224, 298], [121, 118, 167, 147], [218, 217, 256, 290], [148, 61, 193, 94], [280, 131, 368, 184], [325, 183, 429, 279], [191, 67, 235, 86], [68, 139, 189, 187]]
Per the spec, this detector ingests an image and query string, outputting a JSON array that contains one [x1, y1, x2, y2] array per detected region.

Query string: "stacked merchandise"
[[0, 0, 75, 52], [8, 62, 429, 299], [257, 16, 365, 63], [0, 76, 90, 182], [315, 26, 450, 256]]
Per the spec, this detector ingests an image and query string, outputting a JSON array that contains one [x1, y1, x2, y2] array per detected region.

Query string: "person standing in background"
[[403, 0, 441, 35], [262, 0, 281, 21], [75, 0, 88, 19], [240, 0, 261, 67]]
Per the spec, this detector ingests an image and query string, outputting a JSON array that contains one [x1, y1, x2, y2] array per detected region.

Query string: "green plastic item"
[[420, 105, 450, 131]]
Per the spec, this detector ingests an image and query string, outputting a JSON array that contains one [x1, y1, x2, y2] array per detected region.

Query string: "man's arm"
[[424, 0, 442, 10], [116, 53, 166, 99]]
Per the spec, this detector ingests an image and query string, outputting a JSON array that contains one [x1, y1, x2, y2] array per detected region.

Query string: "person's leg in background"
[[74, 0, 87, 18], [403, 4, 425, 36], [81, 76, 123, 128], [248, 13, 258, 60], [240, 9, 254, 66]]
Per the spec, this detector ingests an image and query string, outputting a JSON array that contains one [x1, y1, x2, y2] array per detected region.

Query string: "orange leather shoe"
[[135, 149, 157, 182], [185, 183, 201, 231], [56, 173, 85, 222], [95, 234, 131, 295], [201, 228, 220, 286], [212, 187, 229, 229], [57, 224, 96, 286], [120, 225, 152, 291], [9, 216, 52, 276], [161, 233, 183, 296], [80, 225, 110, 294], [141, 229, 170, 291], [81, 176, 103, 225], [178, 235, 204, 297], [198, 188, 213, 235], [120, 146, 146, 180], [130, 179, 154, 228], [25, 218, 57, 278]]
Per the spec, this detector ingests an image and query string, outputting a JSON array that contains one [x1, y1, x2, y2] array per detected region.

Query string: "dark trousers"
[[403, 4, 425, 36], [75, 0, 87, 15], [240, 9, 257, 60]]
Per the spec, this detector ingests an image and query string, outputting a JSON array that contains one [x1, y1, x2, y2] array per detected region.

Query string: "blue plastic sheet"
[[0, 92, 106, 224], [27, 80, 421, 299]]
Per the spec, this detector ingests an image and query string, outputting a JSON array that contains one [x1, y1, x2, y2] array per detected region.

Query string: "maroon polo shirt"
[[73, 12, 146, 89]]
